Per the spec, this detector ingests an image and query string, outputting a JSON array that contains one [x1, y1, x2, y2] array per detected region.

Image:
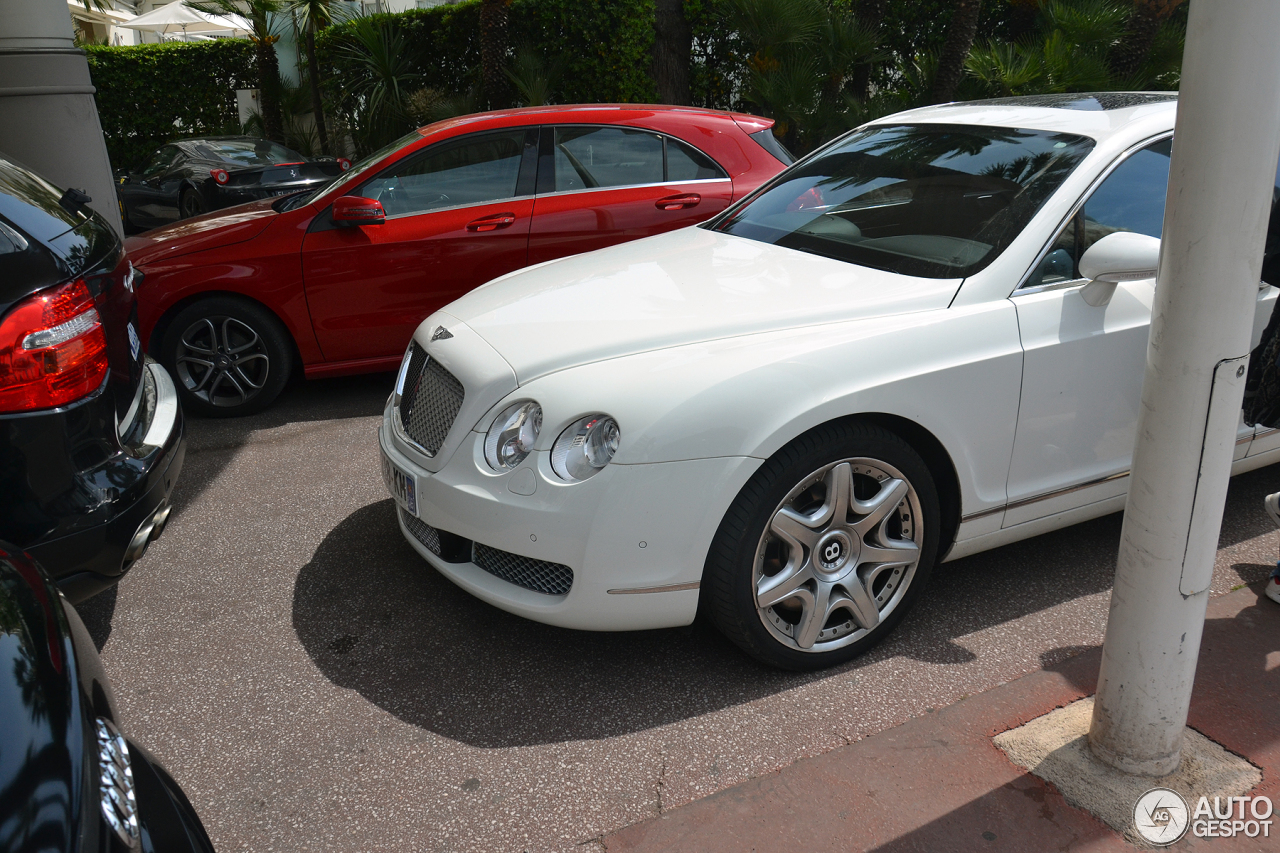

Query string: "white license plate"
[[381, 451, 417, 516]]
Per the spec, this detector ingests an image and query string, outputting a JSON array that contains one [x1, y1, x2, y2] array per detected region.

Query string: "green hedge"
[[85, 40, 257, 171]]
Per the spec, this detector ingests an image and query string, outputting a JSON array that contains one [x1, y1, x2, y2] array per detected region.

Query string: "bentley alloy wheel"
[[754, 457, 923, 653], [705, 421, 940, 670]]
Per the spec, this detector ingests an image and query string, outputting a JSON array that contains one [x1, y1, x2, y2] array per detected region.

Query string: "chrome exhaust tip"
[[122, 503, 170, 570], [149, 503, 172, 542]]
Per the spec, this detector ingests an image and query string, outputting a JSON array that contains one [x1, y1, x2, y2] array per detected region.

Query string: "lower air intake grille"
[[472, 543, 574, 596], [399, 507, 441, 555], [398, 342, 464, 455]]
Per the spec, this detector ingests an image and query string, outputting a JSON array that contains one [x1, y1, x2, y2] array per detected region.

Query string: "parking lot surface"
[[79, 374, 1280, 853]]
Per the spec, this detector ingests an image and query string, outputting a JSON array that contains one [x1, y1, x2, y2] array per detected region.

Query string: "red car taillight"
[[211, 168, 230, 184], [0, 279, 108, 412], [337, 157, 351, 171]]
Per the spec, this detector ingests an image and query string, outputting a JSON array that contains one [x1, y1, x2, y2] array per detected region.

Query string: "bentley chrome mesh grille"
[[472, 543, 574, 596], [399, 507, 442, 555], [398, 342, 464, 455]]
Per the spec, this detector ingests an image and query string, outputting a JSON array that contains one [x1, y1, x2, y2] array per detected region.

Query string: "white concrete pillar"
[[1088, 0, 1280, 775], [0, 0, 124, 236]]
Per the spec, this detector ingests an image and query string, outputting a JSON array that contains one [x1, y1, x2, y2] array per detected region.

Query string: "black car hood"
[[0, 548, 90, 853]]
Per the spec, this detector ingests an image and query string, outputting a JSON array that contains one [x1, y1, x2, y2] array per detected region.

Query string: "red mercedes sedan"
[[126, 105, 792, 416]]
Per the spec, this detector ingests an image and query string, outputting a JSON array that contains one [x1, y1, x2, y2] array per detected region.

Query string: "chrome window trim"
[[1011, 130, 1174, 298], [534, 176, 732, 201], [375, 176, 734, 220], [381, 193, 535, 222]]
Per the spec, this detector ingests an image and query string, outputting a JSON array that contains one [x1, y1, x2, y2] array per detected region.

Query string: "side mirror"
[[114, 169, 132, 185], [331, 195, 386, 227], [1078, 231, 1161, 307]]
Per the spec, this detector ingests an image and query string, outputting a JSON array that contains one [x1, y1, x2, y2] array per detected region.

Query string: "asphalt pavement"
[[76, 373, 1280, 853]]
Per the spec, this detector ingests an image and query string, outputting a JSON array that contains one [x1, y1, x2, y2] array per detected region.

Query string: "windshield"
[[278, 131, 423, 211], [192, 139, 305, 166], [713, 124, 1095, 279]]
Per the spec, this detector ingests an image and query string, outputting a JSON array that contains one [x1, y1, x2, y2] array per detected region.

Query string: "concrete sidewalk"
[[602, 584, 1279, 852]]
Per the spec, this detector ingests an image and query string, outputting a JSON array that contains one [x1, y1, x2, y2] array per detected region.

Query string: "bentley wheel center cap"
[[816, 530, 856, 573]]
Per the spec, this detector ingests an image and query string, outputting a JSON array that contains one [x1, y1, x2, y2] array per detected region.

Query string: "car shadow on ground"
[[76, 372, 396, 649], [290, 466, 1279, 748]]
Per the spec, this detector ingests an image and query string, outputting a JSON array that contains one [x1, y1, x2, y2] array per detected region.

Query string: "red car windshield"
[[279, 131, 423, 211]]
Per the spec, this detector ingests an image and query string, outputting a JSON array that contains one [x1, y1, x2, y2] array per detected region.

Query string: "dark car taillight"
[[0, 278, 108, 412], [211, 168, 229, 184]]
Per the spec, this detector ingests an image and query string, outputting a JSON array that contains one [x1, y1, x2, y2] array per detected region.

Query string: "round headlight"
[[551, 415, 620, 482], [484, 401, 542, 471]]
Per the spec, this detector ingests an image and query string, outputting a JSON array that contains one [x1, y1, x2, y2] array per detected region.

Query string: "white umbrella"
[[119, 4, 250, 39]]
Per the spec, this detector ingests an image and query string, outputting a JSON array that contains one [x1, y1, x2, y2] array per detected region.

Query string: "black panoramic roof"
[[949, 93, 1178, 112]]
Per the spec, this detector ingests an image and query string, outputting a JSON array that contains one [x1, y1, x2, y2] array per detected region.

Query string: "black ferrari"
[[114, 136, 350, 232]]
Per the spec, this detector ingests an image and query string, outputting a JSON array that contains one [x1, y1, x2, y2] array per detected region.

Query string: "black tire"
[[179, 188, 206, 219], [704, 420, 941, 671], [159, 297, 292, 418]]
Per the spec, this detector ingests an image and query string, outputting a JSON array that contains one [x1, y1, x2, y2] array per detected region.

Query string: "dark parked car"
[[114, 136, 350, 232], [0, 154, 184, 601], [0, 544, 215, 853]]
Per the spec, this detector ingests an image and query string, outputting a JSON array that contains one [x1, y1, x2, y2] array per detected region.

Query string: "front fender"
[[503, 299, 1023, 521]]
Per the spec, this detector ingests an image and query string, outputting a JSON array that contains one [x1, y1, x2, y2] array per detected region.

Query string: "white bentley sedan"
[[378, 93, 1280, 670]]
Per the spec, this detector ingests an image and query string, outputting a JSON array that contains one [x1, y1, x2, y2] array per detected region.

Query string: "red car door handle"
[[656, 193, 701, 211], [466, 213, 518, 232]]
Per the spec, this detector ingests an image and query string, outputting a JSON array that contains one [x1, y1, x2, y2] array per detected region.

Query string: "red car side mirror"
[[332, 195, 386, 227]]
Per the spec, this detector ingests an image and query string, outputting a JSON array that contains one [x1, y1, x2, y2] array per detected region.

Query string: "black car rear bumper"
[[15, 360, 186, 602]]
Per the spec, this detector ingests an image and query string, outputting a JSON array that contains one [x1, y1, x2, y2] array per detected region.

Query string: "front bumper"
[[28, 361, 186, 602], [379, 399, 760, 631]]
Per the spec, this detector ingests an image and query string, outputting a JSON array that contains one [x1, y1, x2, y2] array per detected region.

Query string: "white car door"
[[1004, 137, 1260, 528]]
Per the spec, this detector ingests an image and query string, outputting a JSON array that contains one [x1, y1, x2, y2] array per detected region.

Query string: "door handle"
[[466, 213, 518, 232], [656, 193, 701, 211]]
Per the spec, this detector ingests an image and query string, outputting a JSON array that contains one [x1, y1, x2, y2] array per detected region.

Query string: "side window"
[[139, 146, 179, 179], [1025, 138, 1172, 288], [362, 130, 527, 218], [666, 138, 727, 181], [553, 126, 664, 191]]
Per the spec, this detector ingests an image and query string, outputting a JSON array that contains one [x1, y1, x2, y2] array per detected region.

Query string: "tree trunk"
[[1109, 0, 1186, 82], [480, 0, 511, 110], [850, 0, 886, 101], [305, 25, 330, 155], [929, 0, 982, 104], [254, 16, 284, 143], [653, 0, 692, 105]]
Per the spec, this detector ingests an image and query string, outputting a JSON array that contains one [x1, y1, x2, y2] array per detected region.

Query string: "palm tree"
[[1109, 0, 1186, 81], [286, 0, 335, 155], [479, 0, 512, 109], [728, 0, 878, 153], [337, 16, 421, 151], [186, 0, 286, 143], [653, 0, 692, 105], [930, 0, 983, 104]]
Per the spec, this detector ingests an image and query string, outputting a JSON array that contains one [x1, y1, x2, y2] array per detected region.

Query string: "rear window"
[[190, 139, 305, 166], [0, 156, 84, 244], [750, 128, 795, 165], [714, 124, 1094, 278]]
